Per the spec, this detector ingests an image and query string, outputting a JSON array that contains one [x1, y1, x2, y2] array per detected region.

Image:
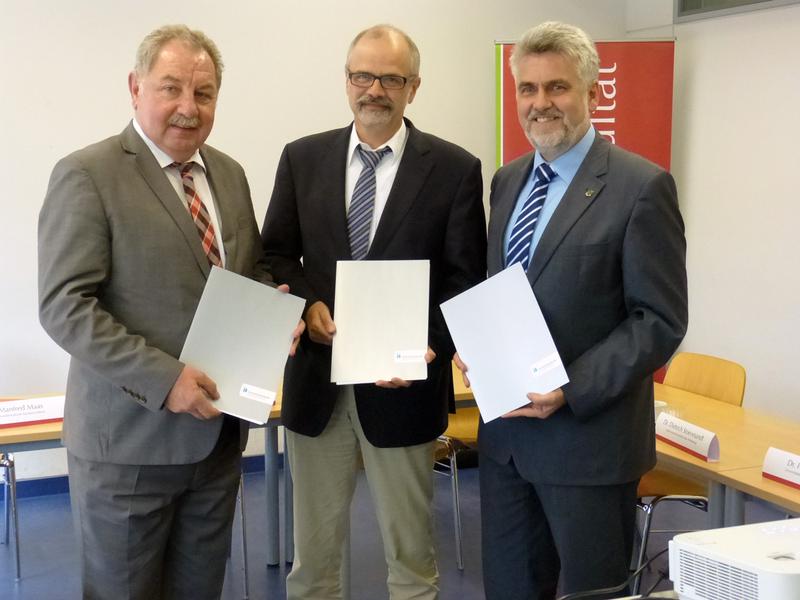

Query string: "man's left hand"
[[376, 347, 436, 389], [502, 388, 565, 419]]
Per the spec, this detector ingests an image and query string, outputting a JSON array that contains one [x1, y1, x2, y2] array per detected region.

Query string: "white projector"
[[669, 518, 800, 599]]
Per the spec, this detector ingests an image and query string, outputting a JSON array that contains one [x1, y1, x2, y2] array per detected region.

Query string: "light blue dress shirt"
[[503, 127, 596, 267]]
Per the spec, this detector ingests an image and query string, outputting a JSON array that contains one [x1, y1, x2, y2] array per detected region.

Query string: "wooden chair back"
[[663, 352, 746, 407]]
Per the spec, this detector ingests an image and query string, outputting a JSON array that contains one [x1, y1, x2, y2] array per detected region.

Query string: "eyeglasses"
[[347, 71, 413, 90]]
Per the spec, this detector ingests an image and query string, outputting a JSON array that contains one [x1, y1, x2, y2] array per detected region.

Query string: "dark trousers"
[[480, 452, 638, 600], [67, 418, 241, 600]]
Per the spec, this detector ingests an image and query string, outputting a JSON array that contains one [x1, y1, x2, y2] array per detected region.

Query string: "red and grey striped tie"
[[172, 162, 222, 267]]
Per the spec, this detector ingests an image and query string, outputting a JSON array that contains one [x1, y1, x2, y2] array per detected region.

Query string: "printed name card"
[[0, 395, 65, 428], [762, 447, 800, 490], [656, 414, 719, 462]]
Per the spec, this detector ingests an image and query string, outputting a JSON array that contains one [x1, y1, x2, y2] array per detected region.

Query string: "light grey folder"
[[180, 266, 304, 424], [331, 260, 430, 384]]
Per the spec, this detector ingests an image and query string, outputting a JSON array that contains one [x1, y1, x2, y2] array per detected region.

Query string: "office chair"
[[662, 352, 746, 407], [433, 362, 482, 570], [345, 433, 466, 572], [434, 435, 464, 570], [448, 361, 480, 449], [0, 452, 20, 580], [444, 407, 479, 449], [434, 377, 481, 571], [632, 351, 746, 594]]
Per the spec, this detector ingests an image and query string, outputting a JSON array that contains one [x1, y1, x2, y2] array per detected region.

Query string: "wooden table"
[[0, 403, 65, 581], [653, 383, 800, 525], [450, 375, 800, 526], [719, 466, 800, 515], [442, 381, 800, 527], [0, 382, 461, 569], [0, 398, 290, 566], [0, 421, 63, 453], [263, 399, 287, 565], [14, 379, 797, 570]]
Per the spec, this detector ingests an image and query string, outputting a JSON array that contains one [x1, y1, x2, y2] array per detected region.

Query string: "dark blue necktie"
[[506, 162, 556, 271]]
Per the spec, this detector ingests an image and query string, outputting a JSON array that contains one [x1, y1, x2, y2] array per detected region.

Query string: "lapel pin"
[[585, 188, 596, 198]]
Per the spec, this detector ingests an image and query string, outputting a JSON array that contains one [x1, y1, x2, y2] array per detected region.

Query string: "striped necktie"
[[506, 162, 556, 271], [172, 162, 222, 268], [348, 146, 392, 260]]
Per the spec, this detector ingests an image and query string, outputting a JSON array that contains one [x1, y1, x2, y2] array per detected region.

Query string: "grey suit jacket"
[[38, 122, 268, 465], [479, 134, 688, 485]]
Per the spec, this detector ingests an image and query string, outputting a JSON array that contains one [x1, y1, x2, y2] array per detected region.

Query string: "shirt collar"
[[533, 126, 595, 186], [132, 118, 206, 171], [347, 120, 408, 168]]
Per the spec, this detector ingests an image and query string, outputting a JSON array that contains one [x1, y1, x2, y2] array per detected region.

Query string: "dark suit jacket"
[[38, 122, 269, 465], [480, 134, 688, 485], [262, 119, 487, 448]]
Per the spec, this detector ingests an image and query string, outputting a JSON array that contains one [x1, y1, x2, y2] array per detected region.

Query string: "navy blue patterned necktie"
[[506, 162, 556, 271]]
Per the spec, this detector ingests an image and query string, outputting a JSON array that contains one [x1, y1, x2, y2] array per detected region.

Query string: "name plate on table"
[[763, 447, 800, 490], [0, 395, 65, 428], [656, 414, 719, 462]]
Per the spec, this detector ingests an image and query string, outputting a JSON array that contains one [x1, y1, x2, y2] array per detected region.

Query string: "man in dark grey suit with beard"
[[455, 21, 688, 600]]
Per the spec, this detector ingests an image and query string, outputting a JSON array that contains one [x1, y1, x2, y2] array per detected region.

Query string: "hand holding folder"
[[179, 267, 306, 424]]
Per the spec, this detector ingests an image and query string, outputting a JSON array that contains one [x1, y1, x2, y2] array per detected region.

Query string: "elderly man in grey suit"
[[455, 22, 688, 599], [38, 25, 298, 600]]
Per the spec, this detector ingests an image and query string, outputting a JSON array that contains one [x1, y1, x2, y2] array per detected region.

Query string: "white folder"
[[331, 260, 429, 385], [180, 266, 305, 424], [440, 263, 569, 422]]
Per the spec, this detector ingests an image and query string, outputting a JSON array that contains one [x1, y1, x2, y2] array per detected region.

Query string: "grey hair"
[[135, 24, 224, 88], [510, 21, 599, 88], [346, 24, 421, 76]]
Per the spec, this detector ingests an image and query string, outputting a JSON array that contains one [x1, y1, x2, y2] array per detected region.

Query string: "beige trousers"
[[286, 386, 439, 600]]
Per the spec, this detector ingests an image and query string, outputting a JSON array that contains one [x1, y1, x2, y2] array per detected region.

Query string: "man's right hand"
[[306, 301, 336, 345], [164, 365, 222, 420]]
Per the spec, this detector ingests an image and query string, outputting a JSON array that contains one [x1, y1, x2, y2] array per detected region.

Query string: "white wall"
[[627, 0, 800, 418], [1, 0, 627, 478], [671, 5, 800, 419]]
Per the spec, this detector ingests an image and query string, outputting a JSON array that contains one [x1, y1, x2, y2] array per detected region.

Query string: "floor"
[[0, 459, 785, 600]]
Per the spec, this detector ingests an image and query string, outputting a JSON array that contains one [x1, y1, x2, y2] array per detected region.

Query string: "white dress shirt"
[[345, 120, 409, 248], [133, 119, 226, 267]]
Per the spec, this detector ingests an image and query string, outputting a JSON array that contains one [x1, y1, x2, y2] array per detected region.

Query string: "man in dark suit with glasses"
[[262, 24, 487, 600]]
